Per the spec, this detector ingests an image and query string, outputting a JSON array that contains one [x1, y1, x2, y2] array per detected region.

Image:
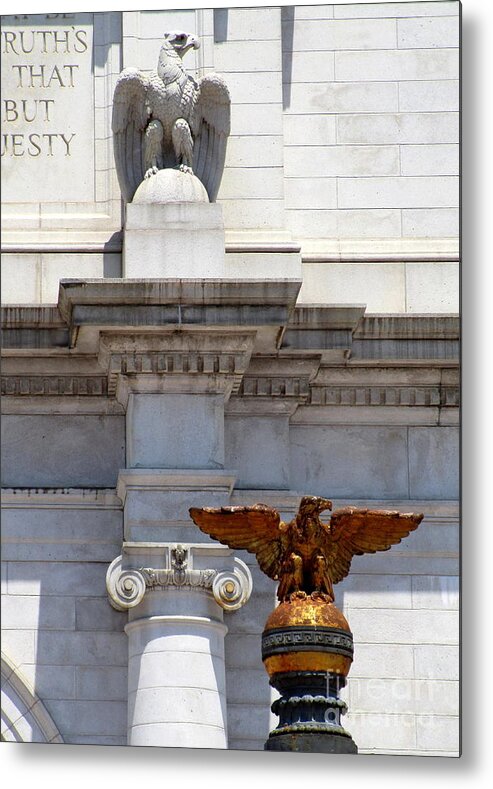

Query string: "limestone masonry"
[[1, 4, 459, 756]]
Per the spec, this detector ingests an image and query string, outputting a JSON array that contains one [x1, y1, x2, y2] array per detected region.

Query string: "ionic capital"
[[106, 542, 252, 613]]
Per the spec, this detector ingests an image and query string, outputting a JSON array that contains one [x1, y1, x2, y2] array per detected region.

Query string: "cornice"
[[1, 291, 459, 408]]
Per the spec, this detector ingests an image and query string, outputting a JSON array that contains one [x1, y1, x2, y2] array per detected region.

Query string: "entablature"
[[1, 280, 459, 418]]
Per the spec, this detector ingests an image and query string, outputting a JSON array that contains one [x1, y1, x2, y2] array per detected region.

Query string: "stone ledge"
[[54, 279, 302, 349], [299, 237, 460, 262], [282, 310, 459, 360], [0, 488, 121, 508], [1, 305, 68, 350], [229, 492, 459, 517], [1, 397, 125, 416], [354, 314, 460, 340], [1, 489, 456, 515], [58, 278, 302, 312], [290, 405, 455, 427], [116, 469, 237, 505]]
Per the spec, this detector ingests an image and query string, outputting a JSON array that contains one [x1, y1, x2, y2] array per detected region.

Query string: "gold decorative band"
[[263, 652, 352, 677]]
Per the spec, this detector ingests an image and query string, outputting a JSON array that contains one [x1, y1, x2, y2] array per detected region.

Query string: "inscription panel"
[[1, 12, 94, 203]]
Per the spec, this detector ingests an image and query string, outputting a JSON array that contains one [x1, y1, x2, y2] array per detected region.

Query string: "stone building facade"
[[1, 3, 459, 756]]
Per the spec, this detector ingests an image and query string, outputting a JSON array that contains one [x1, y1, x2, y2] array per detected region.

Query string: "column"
[[98, 311, 257, 748], [56, 277, 301, 748], [107, 542, 252, 748]]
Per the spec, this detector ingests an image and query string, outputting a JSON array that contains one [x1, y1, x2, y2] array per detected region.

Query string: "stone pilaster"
[[107, 542, 252, 748], [98, 329, 256, 470], [117, 469, 236, 543], [59, 278, 300, 746]]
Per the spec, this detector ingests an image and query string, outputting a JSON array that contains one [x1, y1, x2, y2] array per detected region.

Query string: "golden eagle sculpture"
[[189, 497, 423, 602], [112, 30, 230, 203]]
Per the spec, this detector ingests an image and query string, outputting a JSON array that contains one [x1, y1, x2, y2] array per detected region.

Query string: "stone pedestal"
[[123, 202, 226, 278], [107, 542, 252, 748]]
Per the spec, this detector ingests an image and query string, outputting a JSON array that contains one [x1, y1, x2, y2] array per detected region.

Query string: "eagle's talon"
[[289, 591, 308, 602], [144, 166, 159, 179], [311, 591, 332, 603], [179, 164, 193, 175]]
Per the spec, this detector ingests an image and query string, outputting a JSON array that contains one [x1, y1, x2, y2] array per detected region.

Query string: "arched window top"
[[1, 652, 63, 744]]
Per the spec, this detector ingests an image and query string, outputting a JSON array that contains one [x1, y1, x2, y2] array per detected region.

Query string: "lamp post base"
[[261, 595, 358, 755], [265, 731, 358, 754]]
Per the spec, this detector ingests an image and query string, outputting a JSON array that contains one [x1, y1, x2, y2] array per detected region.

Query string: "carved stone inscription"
[[1, 13, 94, 202]]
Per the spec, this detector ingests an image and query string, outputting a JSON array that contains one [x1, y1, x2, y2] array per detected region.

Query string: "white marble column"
[[107, 542, 252, 748]]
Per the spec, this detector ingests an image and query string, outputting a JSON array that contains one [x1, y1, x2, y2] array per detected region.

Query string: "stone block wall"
[[1, 4, 459, 310], [280, 2, 459, 311], [1, 414, 125, 488], [1, 492, 459, 754], [1, 491, 128, 745], [1, 398, 459, 753], [338, 506, 459, 756]]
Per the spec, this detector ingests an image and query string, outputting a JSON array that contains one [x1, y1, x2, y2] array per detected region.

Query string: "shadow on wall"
[[93, 10, 122, 69], [1, 490, 128, 745], [102, 232, 123, 277], [281, 6, 294, 110], [213, 8, 228, 43], [31, 567, 128, 745]]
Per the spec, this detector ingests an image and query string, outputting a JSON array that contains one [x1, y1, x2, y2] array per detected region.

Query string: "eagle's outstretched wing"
[[112, 68, 150, 203], [326, 507, 423, 585], [192, 74, 230, 202], [189, 504, 287, 580]]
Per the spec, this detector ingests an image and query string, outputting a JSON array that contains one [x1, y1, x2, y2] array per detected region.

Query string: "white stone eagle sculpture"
[[112, 31, 230, 203]]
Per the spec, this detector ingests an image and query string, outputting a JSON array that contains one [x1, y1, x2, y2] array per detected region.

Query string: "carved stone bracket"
[[97, 331, 257, 402], [106, 543, 252, 613]]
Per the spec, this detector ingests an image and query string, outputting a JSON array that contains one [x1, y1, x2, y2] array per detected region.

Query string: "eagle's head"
[[163, 30, 200, 58], [298, 496, 333, 519]]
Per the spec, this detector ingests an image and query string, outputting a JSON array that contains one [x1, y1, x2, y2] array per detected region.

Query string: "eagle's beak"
[[319, 499, 333, 513], [185, 34, 200, 53], [167, 32, 200, 56]]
